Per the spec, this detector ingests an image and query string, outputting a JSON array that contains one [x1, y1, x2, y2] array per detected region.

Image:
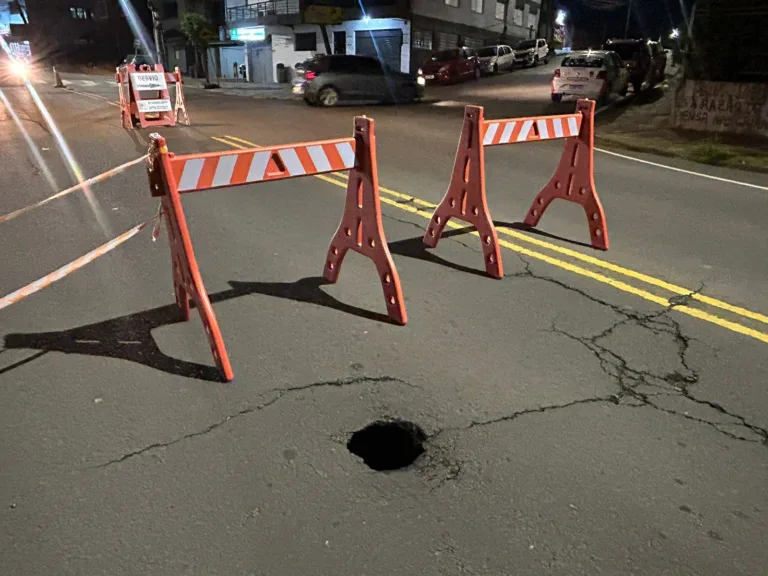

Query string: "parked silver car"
[[476, 45, 515, 75], [294, 55, 425, 107]]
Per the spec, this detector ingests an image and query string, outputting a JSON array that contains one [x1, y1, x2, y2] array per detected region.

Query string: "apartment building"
[[222, 0, 541, 83]]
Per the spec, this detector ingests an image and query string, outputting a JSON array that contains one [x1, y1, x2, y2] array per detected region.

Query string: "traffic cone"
[[53, 67, 65, 88]]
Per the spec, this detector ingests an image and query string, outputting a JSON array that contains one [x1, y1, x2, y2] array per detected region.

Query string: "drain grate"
[[347, 419, 426, 471]]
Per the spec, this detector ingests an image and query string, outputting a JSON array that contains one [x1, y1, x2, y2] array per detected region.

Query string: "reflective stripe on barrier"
[[423, 99, 608, 279], [171, 139, 356, 192], [147, 116, 406, 382], [482, 113, 582, 146], [0, 218, 154, 312]]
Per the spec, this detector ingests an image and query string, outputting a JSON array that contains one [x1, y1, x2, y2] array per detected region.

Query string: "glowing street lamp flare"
[[556, 10, 567, 26], [670, 28, 680, 39]]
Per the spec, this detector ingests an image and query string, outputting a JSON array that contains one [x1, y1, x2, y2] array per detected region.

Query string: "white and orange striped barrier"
[[423, 99, 609, 279], [147, 116, 407, 382], [0, 218, 155, 312], [116, 63, 189, 130]]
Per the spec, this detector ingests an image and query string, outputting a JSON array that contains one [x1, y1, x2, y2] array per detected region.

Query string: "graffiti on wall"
[[672, 80, 768, 136]]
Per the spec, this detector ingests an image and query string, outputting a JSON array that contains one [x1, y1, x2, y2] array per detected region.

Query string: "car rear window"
[[561, 56, 604, 68], [477, 47, 498, 57], [609, 44, 643, 61], [430, 50, 459, 61]]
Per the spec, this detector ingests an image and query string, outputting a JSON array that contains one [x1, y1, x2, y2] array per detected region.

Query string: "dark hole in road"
[[347, 419, 427, 471]]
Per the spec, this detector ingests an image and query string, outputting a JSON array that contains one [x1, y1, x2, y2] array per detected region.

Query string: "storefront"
[[223, 17, 411, 84]]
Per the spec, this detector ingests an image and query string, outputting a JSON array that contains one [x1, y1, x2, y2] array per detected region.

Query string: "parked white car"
[[514, 38, 549, 67], [551, 50, 629, 104], [476, 45, 515, 74]]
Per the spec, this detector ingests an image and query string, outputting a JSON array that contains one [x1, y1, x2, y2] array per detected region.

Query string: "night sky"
[[557, 0, 689, 45]]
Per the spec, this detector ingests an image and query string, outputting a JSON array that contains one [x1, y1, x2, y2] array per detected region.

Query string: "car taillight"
[[554, 68, 560, 77], [596, 70, 607, 80], [305, 71, 316, 80]]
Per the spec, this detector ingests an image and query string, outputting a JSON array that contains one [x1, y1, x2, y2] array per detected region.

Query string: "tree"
[[180, 12, 215, 80]]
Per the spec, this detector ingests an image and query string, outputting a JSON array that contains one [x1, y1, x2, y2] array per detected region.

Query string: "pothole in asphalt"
[[347, 419, 427, 471]]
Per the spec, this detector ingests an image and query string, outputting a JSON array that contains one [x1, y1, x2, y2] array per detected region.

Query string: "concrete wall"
[[410, 0, 538, 42], [269, 23, 325, 81], [672, 80, 768, 137]]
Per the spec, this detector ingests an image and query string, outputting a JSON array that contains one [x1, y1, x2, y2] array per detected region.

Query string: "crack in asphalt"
[[90, 376, 411, 469], [501, 257, 767, 446], [382, 212, 485, 255]]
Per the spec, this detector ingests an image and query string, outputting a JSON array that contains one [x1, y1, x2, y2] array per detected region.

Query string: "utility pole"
[[147, 0, 163, 64], [624, 0, 633, 38], [502, 0, 510, 40]]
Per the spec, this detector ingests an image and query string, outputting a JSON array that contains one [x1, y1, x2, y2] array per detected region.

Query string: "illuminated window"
[[470, 0, 483, 13]]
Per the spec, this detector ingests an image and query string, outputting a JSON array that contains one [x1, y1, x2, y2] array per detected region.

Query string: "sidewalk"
[[187, 79, 296, 101]]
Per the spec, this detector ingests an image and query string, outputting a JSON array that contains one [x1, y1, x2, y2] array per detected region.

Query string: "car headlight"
[[418, 68, 423, 75], [11, 61, 27, 78], [416, 76, 426, 86]]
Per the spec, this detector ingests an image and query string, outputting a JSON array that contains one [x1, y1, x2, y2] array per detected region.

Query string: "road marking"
[[318, 171, 768, 327], [79, 80, 98, 87], [65, 88, 121, 107], [212, 135, 768, 344], [594, 147, 768, 192]]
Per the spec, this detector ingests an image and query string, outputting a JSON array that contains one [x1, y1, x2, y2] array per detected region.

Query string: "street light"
[[555, 10, 566, 26], [670, 28, 680, 39]]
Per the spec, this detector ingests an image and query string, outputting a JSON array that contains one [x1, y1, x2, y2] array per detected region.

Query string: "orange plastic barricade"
[[423, 98, 609, 278], [147, 117, 406, 382], [116, 63, 189, 129]]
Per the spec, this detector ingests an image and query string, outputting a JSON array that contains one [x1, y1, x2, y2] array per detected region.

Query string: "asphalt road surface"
[[1, 65, 767, 576]]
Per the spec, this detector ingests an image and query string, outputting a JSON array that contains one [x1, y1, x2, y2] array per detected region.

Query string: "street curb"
[[594, 135, 768, 175]]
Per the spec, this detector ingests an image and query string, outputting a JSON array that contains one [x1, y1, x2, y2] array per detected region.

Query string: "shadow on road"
[[387, 227, 489, 278], [495, 221, 594, 250], [1, 277, 391, 381]]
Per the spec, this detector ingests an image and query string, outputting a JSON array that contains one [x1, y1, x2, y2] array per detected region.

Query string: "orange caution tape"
[[0, 155, 148, 225], [0, 217, 155, 311]]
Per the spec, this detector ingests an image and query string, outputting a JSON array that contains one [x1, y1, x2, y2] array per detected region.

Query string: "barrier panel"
[[147, 116, 407, 382], [116, 63, 190, 129], [423, 98, 609, 279]]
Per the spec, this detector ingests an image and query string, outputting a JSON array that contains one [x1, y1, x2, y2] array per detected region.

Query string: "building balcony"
[[225, 0, 301, 26]]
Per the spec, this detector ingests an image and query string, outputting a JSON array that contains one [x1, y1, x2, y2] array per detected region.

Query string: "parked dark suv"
[[294, 55, 425, 107], [603, 38, 666, 93]]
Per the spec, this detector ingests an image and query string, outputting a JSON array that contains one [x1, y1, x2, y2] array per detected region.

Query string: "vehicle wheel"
[[551, 93, 562, 103], [492, 63, 499, 74], [534, 55, 540, 66], [317, 86, 339, 107], [474, 67, 481, 80], [544, 56, 549, 64]]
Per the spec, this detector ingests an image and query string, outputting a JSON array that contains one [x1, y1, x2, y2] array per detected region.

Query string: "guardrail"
[[225, 0, 299, 21]]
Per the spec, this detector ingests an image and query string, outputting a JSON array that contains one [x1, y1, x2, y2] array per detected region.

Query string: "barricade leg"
[[174, 68, 191, 125], [422, 106, 503, 279], [523, 99, 609, 250], [324, 117, 408, 325], [148, 135, 234, 381]]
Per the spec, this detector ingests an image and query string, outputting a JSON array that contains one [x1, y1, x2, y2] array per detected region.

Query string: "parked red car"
[[420, 48, 481, 84]]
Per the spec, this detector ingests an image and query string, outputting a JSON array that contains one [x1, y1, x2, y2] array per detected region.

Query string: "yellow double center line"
[[212, 134, 768, 344]]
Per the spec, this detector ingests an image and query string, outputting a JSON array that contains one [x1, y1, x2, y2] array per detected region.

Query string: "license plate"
[[425, 75, 435, 80], [568, 84, 584, 89]]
